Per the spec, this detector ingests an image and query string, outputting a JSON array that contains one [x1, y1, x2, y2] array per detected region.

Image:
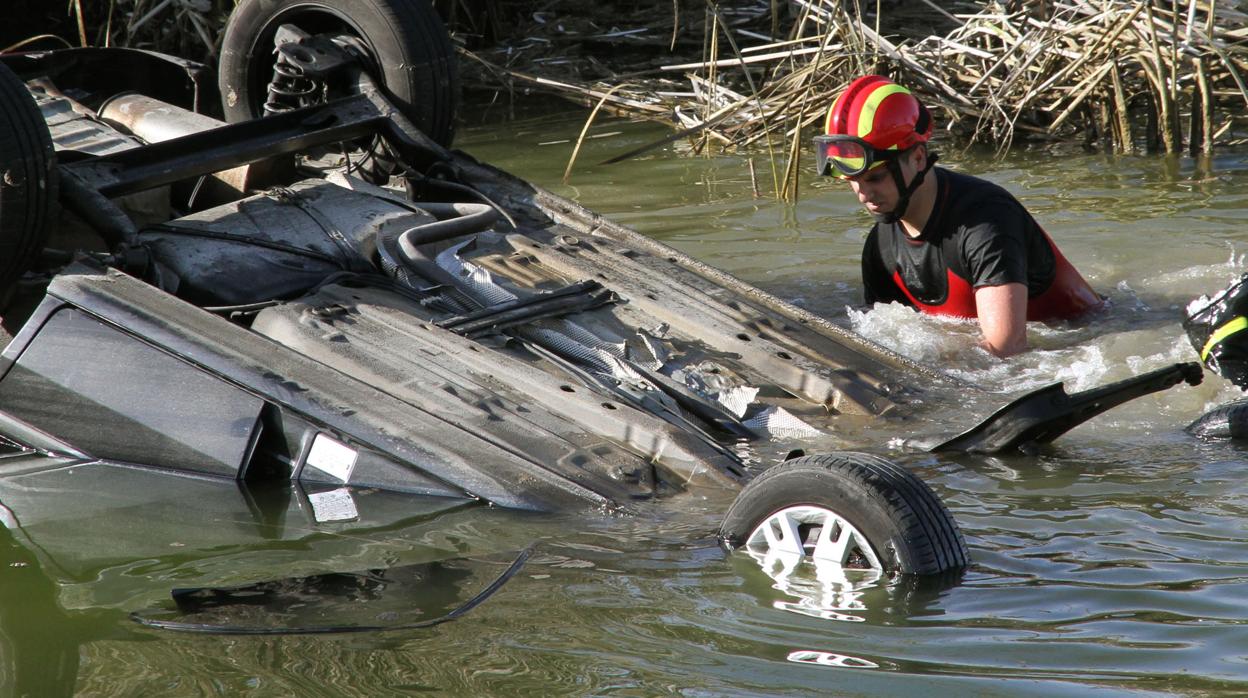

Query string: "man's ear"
[[910, 145, 928, 169]]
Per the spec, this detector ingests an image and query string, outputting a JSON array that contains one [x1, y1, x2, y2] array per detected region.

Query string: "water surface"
[[7, 105, 1248, 695]]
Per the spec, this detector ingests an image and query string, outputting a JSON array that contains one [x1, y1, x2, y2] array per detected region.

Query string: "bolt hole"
[[736, 333, 751, 342], [560, 385, 575, 393], [602, 403, 617, 410]]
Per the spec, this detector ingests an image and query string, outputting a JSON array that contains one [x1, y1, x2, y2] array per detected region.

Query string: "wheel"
[[719, 453, 969, 576], [0, 61, 57, 300], [218, 0, 459, 147], [1187, 397, 1248, 439]]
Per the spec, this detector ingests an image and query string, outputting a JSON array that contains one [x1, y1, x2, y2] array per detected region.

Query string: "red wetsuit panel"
[[887, 232, 1101, 321], [1022, 231, 1102, 321], [892, 269, 977, 317]]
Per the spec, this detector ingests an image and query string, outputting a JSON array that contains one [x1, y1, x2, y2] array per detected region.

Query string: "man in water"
[[815, 75, 1102, 357]]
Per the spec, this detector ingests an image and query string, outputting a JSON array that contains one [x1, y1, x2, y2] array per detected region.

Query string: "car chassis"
[[0, 5, 1204, 595]]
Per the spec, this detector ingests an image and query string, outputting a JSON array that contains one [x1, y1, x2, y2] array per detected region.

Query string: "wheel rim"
[[744, 505, 884, 572]]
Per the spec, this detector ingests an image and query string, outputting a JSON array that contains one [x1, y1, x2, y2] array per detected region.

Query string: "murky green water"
[[7, 104, 1248, 695]]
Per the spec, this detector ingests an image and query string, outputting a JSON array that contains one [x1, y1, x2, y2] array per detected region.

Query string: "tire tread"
[[720, 452, 968, 575], [0, 62, 56, 293]]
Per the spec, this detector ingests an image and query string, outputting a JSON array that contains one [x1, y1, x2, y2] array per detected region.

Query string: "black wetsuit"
[[860, 168, 1100, 321]]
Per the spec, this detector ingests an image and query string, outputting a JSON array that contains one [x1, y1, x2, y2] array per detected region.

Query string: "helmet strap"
[[873, 151, 939, 225]]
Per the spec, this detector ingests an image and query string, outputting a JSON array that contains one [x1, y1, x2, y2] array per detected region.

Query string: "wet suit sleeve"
[[957, 197, 1030, 289], [861, 225, 909, 306]]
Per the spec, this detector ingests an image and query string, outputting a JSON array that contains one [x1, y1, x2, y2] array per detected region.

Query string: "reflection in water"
[[0, 510, 121, 697], [747, 548, 882, 623], [786, 650, 880, 670], [0, 458, 506, 692], [130, 549, 531, 635]]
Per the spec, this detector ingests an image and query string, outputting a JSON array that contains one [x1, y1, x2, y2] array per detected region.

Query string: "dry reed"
[[465, 1, 1248, 198]]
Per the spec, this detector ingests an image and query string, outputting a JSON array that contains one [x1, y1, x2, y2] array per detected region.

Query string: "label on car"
[[305, 433, 358, 482]]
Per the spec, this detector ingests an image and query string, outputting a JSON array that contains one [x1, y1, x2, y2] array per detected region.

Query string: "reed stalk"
[[462, 0, 1248, 189]]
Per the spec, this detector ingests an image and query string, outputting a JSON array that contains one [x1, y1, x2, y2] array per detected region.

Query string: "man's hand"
[[975, 283, 1028, 357]]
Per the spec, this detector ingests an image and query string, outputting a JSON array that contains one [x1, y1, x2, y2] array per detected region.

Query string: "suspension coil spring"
[[263, 49, 320, 115]]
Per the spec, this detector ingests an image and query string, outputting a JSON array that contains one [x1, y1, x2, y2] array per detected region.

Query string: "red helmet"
[[815, 75, 932, 177], [825, 75, 931, 149]]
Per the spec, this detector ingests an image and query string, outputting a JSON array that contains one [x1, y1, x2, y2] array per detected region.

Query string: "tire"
[[719, 453, 969, 576], [1187, 397, 1248, 439], [0, 61, 56, 299], [218, 0, 459, 147]]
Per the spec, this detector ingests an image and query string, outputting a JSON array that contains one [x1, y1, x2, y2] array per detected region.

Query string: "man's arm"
[[975, 282, 1028, 357], [958, 196, 1033, 357]]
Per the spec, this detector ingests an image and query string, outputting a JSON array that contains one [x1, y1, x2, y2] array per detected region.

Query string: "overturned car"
[[0, 0, 1204, 600]]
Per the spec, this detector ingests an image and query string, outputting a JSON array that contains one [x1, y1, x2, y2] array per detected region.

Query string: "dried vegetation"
[[1, 0, 233, 58], [459, 0, 1248, 198], [463, 1, 1248, 155]]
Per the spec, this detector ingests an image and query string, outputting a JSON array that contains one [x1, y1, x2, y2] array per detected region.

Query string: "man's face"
[[845, 147, 921, 217]]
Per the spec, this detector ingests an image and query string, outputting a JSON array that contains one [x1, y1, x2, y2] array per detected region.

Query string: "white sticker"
[[305, 433, 357, 482], [308, 487, 359, 523]]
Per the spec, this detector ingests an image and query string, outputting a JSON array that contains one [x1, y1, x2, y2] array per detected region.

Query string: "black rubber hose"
[[396, 202, 499, 253], [375, 201, 498, 292]]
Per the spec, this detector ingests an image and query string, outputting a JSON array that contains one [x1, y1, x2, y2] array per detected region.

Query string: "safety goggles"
[[812, 135, 900, 178]]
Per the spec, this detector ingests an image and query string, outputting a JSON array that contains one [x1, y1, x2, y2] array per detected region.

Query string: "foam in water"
[[845, 254, 1248, 434]]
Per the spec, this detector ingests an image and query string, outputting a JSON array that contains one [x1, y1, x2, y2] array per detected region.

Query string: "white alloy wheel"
[[744, 504, 884, 571]]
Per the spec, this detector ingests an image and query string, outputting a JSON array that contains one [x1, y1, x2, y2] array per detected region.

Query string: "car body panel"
[[0, 46, 975, 516]]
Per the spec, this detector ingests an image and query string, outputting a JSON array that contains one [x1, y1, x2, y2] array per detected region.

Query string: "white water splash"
[[846, 302, 985, 366], [842, 254, 1248, 436]]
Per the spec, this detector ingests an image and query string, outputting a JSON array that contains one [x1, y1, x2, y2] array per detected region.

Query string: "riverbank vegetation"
[[8, 1, 1248, 195], [459, 0, 1248, 200]]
